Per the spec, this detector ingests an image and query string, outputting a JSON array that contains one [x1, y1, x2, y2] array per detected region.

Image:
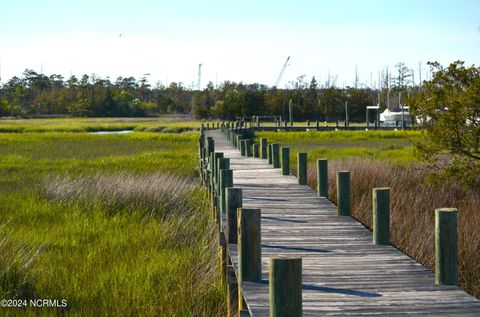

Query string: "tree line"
[[0, 61, 478, 183], [0, 64, 419, 121]]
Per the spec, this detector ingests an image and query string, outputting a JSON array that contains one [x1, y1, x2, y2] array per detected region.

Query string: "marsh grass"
[[0, 225, 42, 300], [43, 173, 197, 218], [257, 130, 419, 165], [0, 117, 204, 133], [0, 130, 225, 316]]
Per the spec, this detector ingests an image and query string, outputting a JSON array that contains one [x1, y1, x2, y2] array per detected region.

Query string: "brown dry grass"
[[306, 158, 480, 298], [44, 173, 197, 219]]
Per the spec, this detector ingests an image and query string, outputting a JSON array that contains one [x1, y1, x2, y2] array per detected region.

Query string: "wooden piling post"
[[217, 157, 230, 194], [268, 144, 273, 164], [272, 143, 280, 168], [281, 147, 290, 175], [198, 137, 204, 173], [238, 208, 262, 311], [212, 195, 218, 221], [435, 208, 458, 285], [238, 208, 262, 281], [220, 232, 227, 284], [207, 137, 214, 158], [316, 159, 328, 198], [198, 138, 203, 160], [213, 152, 224, 193], [336, 171, 351, 216], [253, 143, 259, 157], [246, 139, 252, 157], [226, 188, 242, 244], [226, 188, 242, 316], [260, 137, 268, 159], [227, 265, 238, 317], [240, 140, 246, 156], [220, 169, 234, 231], [373, 187, 390, 245], [269, 257, 302, 317], [236, 135, 241, 149], [209, 152, 214, 194], [297, 152, 307, 185]]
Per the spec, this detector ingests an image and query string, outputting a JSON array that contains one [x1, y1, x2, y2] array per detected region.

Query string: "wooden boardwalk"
[[205, 129, 480, 316]]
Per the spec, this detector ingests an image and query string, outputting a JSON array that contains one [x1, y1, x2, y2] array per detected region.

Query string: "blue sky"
[[0, 0, 479, 88]]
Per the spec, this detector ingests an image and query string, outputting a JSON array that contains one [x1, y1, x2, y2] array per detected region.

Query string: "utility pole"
[[400, 92, 405, 129], [344, 88, 350, 127], [344, 100, 349, 127], [198, 63, 202, 91], [354, 65, 359, 89], [377, 91, 381, 127], [288, 99, 293, 126], [418, 61, 422, 87]]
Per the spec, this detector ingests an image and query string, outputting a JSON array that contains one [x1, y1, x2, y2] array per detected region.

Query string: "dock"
[[201, 128, 480, 316]]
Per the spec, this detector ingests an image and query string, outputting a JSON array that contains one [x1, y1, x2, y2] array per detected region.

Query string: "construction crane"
[[274, 56, 290, 88]]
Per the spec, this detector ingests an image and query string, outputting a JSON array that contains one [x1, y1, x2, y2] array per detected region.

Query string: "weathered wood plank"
[[207, 130, 480, 317]]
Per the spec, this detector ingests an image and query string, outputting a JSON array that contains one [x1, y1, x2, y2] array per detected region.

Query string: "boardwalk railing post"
[[213, 152, 224, 193], [336, 171, 351, 216], [198, 137, 204, 177], [217, 157, 230, 195], [316, 159, 328, 198], [202, 148, 208, 184], [269, 257, 302, 317], [373, 187, 390, 245], [227, 265, 238, 317], [281, 146, 290, 176], [226, 188, 242, 316], [268, 144, 273, 164], [253, 143, 259, 158], [198, 137, 203, 161], [260, 137, 268, 159], [238, 208, 262, 312], [246, 139, 252, 157], [236, 135, 241, 149], [220, 231, 227, 284], [435, 208, 458, 286], [220, 169, 234, 231], [226, 188, 242, 245], [208, 152, 214, 198], [297, 152, 307, 185], [240, 140, 246, 156], [207, 137, 215, 158], [272, 143, 280, 168]]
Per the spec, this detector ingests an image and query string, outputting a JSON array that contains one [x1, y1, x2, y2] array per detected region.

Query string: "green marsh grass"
[[0, 131, 225, 316], [257, 130, 420, 167], [0, 116, 206, 133]]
